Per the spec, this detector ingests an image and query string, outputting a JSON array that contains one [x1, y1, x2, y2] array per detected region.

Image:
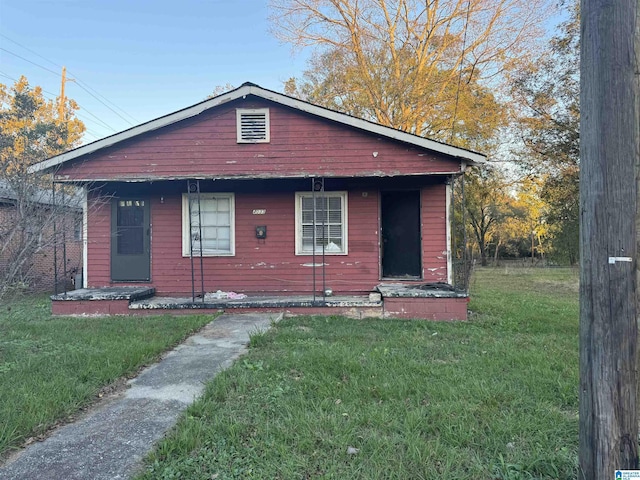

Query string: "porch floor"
[[129, 294, 381, 310], [51, 284, 469, 320], [51, 287, 156, 302]]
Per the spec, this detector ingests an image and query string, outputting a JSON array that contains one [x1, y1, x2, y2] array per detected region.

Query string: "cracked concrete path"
[[0, 312, 280, 480]]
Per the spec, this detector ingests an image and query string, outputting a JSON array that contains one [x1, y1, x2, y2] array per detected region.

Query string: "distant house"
[[32, 83, 484, 319], [0, 179, 83, 293]]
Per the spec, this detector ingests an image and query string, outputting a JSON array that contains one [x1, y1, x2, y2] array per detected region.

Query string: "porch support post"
[[82, 186, 88, 288], [52, 182, 58, 295], [445, 178, 453, 285]]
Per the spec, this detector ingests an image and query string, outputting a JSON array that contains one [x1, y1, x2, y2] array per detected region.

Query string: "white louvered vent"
[[236, 108, 270, 143]]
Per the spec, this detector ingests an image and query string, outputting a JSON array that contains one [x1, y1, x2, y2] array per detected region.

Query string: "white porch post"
[[82, 186, 88, 288]]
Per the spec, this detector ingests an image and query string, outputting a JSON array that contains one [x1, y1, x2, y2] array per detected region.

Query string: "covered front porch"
[[50, 282, 469, 320]]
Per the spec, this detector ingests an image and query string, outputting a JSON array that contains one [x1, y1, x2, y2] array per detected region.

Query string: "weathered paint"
[[55, 99, 464, 183], [383, 296, 468, 321], [33, 84, 485, 175], [82, 183, 449, 296], [421, 185, 449, 283], [51, 293, 467, 320]]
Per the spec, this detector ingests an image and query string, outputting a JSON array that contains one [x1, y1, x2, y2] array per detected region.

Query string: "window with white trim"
[[182, 193, 235, 256], [295, 191, 348, 255], [236, 108, 270, 143]]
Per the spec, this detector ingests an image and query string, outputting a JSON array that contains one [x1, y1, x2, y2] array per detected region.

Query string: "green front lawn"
[[0, 295, 214, 456], [137, 267, 580, 479]]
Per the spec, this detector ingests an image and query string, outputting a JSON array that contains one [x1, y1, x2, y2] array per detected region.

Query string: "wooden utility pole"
[[58, 66, 67, 120], [579, 0, 639, 477]]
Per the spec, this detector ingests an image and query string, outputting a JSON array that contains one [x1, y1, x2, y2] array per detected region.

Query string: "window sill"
[[182, 251, 235, 257], [295, 251, 348, 256]]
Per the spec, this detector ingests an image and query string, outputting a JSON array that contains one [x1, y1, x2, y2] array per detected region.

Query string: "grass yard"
[[137, 267, 580, 480], [0, 295, 214, 456]]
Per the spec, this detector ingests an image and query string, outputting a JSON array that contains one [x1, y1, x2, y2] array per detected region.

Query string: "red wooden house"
[[32, 83, 484, 319]]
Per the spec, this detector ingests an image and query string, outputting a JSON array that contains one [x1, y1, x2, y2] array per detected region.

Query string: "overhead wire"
[[71, 81, 136, 127], [71, 77, 139, 125], [1, 35, 138, 134], [1, 34, 62, 70], [2, 33, 140, 125], [0, 68, 118, 134], [0, 48, 61, 76], [0, 71, 19, 82]]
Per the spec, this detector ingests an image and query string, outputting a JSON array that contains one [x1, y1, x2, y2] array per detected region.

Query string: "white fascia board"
[[30, 83, 486, 173]]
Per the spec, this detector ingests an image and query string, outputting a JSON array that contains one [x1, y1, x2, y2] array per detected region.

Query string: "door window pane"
[[117, 203, 145, 255]]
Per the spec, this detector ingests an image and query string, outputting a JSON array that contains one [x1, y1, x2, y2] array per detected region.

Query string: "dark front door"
[[111, 198, 150, 281], [381, 191, 421, 278]]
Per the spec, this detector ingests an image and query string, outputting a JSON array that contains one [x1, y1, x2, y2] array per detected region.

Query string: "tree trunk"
[[479, 241, 488, 266], [531, 231, 535, 264], [579, 0, 639, 477]]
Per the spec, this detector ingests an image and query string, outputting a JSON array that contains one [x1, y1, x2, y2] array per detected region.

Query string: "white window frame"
[[295, 191, 348, 255], [236, 108, 270, 143], [73, 214, 83, 242], [182, 193, 235, 256]]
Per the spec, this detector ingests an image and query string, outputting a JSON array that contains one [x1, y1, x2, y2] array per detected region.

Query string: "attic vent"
[[236, 108, 270, 143]]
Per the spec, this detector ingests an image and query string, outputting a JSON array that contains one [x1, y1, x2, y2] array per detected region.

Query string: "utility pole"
[[58, 66, 67, 120], [579, 0, 639, 477]]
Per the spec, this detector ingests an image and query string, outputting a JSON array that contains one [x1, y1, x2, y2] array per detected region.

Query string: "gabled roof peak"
[[30, 82, 485, 174]]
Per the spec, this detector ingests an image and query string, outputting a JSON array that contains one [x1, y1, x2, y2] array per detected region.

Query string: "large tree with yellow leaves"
[[0, 76, 85, 297], [0, 76, 84, 173]]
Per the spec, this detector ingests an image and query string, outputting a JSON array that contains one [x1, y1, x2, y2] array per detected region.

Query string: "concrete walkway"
[[0, 312, 280, 480]]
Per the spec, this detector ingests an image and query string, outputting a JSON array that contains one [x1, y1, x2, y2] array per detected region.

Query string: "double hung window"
[[295, 192, 347, 255], [182, 193, 235, 256]]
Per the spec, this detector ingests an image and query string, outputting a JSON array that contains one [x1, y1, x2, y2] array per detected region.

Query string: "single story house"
[[31, 82, 484, 319]]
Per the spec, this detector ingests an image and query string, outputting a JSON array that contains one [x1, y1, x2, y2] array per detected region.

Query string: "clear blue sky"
[[0, 0, 309, 143]]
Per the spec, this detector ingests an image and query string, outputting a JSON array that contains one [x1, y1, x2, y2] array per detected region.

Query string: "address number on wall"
[[252, 209, 267, 215]]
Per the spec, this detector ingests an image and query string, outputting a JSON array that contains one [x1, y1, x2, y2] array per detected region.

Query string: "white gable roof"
[[30, 82, 486, 173]]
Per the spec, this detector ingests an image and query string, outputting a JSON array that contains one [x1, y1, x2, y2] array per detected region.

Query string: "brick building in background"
[[0, 180, 83, 294]]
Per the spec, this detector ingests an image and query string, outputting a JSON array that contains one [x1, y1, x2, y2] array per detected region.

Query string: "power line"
[[1, 35, 138, 127], [0, 47, 61, 77], [75, 110, 118, 133], [71, 76, 140, 124], [1, 69, 118, 135], [0, 34, 63, 70], [72, 81, 136, 127], [0, 71, 18, 82]]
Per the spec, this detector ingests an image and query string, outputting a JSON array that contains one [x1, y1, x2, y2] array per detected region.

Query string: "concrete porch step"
[[51, 287, 156, 302]]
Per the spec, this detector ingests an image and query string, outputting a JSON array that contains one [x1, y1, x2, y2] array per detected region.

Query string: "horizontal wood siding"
[[84, 184, 450, 294], [421, 185, 448, 282], [57, 99, 462, 182], [84, 189, 381, 295], [85, 192, 113, 287]]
